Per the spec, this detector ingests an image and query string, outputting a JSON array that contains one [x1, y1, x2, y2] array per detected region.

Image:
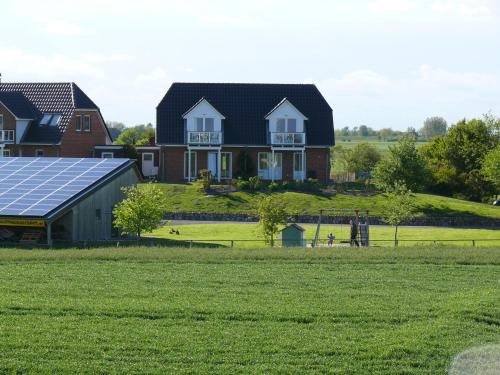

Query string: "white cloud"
[[369, 0, 417, 13], [431, 1, 492, 19], [41, 21, 89, 36], [200, 14, 252, 26], [81, 53, 135, 63], [133, 67, 169, 85], [0, 46, 106, 80]]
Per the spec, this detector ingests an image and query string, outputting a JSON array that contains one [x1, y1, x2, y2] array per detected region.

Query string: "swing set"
[[312, 209, 370, 248]]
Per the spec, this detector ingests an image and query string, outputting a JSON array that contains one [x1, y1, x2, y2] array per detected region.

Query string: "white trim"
[[182, 98, 226, 119], [184, 151, 197, 180], [220, 151, 232, 180], [136, 146, 160, 150], [101, 152, 114, 158], [95, 145, 123, 150], [82, 115, 91, 132], [265, 98, 308, 120]]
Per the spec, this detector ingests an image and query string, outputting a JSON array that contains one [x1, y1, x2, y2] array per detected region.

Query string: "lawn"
[[335, 136, 429, 154], [0, 247, 498, 374], [157, 183, 500, 219], [149, 222, 500, 247]]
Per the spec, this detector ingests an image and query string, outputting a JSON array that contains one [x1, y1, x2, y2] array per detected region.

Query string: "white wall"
[[267, 101, 307, 133], [15, 119, 30, 143], [184, 99, 224, 132]]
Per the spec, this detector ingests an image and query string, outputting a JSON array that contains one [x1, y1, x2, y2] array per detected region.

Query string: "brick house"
[[0, 82, 112, 157], [156, 83, 335, 182]]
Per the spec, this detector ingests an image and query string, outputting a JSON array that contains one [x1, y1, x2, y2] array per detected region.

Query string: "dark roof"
[[0, 92, 38, 119], [156, 83, 334, 146], [0, 82, 104, 144], [281, 223, 306, 232]]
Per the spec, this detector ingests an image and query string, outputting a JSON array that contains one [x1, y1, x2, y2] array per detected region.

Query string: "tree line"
[[334, 114, 500, 203]]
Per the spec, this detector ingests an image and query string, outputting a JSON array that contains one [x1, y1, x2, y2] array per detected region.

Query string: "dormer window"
[[40, 113, 62, 127], [277, 118, 297, 133], [195, 117, 215, 132]]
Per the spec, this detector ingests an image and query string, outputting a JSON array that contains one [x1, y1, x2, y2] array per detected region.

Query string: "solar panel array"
[[0, 158, 130, 217]]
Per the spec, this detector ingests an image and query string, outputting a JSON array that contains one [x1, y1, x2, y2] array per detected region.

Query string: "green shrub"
[[198, 169, 212, 193], [248, 176, 262, 191], [268, 182, 279, 191], [234, 177, 250, 191]]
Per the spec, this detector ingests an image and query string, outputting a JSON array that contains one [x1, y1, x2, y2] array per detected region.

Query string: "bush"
[[234, 178, 250, 191], [198, 169, 212, 193], [268, 182, 280, 191], [248, 176, 262, 191]]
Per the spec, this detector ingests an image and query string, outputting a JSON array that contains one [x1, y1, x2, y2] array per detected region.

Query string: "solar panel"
[[0, 157, 131, 217]]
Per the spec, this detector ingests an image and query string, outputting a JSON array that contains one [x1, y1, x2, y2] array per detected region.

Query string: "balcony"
[[0, 130, 15, 143], [188, 131, 221, 145], [271, 132, 305, 146]]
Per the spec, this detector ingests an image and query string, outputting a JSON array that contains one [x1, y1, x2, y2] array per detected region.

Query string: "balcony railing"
[[188, 131, 221, 145], [271, 132, 305, 145], [0, 130, 15, 143]]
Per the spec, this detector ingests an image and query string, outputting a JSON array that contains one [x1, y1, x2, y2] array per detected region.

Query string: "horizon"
[[1, 0, 499, 130]]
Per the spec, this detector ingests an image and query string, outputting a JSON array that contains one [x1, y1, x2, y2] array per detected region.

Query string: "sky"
[[1, 0, 499, 130]]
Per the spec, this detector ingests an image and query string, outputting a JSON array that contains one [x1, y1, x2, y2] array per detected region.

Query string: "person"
[[350, 219, 359, 247], [327, 232, 335, 247]]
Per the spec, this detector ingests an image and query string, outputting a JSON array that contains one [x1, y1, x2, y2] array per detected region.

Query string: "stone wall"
[[164, 211, 500, 228]]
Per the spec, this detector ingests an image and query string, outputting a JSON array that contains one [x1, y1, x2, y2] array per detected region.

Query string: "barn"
[[0, 157, 141, 245]]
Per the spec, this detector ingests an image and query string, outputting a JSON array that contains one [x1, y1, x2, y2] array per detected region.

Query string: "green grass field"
[[335, 136, 429, 154], [149, 223, 500, 247], [0, 247, 498, 374], [158, 184, 500, 219]]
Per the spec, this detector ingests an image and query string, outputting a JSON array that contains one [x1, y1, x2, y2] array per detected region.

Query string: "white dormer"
[[183, 97, 225, 133], [266, 98, 307, 145]]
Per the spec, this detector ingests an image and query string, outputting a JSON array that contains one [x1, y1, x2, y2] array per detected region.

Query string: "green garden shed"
[[280, 223, 306, 247]]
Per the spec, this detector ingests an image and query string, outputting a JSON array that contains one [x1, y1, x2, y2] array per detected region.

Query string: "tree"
[[373, 137, 429, 192], [257, 196, 287, 247], [379, 128, 393, 140], [420, 117, 447, 139], [115, 124, 155, 146], [482, 145, 500, 199], [113, 183, 166, 240], [420, 118, 498, 201], [359, 125, 369, 137], [383, 183, 417, 246], [346, 142, 381, 177], [483, 111, 500, 140], [106, 121, 126, 132]]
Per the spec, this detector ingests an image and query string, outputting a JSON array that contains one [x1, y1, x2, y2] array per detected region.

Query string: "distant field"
[[157, 183, 500, 219], [0, 247, 498, 374], [335, 136, 429, 153], [149, 222, 500, 247]]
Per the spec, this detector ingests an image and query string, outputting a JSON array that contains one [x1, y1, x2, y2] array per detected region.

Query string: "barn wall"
[[71, 168, 139, 241]]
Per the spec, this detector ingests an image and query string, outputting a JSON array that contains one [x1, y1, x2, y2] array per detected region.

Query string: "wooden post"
[[47, 222, 53, 248]]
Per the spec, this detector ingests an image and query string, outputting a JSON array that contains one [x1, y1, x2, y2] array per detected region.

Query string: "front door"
[[258, 152, 282, 180], [293, 152, 305, 181], [142, 153, 154, 177], [208, 152, 217, 178]]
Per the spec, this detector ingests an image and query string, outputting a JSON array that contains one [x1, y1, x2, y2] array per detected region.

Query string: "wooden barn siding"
[[70, 168, 139, 241]]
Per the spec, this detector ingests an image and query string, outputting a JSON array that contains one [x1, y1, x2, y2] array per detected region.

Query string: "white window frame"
[[194, 117, 215, 132], [82, 115, 91, 132], [101, 152, 114, 158], [76, 115, 82, 131], [184, 151, 197, 179], [2, 149, 10, 157], [35, 149, 44, 157], [293, 152, 306, 181], [220, 152, 232, 179]]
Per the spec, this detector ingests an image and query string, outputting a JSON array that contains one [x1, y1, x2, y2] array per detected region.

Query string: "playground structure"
[[312, 209, 370, 248]]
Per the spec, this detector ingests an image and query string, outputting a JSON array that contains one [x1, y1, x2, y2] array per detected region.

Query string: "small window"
[[143, 153, 153, 161], [96, 209, 102, 220], [205, 118, 214, 132], [49, 114, 61, 127], [35, 149, 44, 157], [101, 152, 114, 158], [195, 118, 203, 132], [287, 119, 297, 133], [276, 119, 286, 133], [184, 151, 197, 179], [76, 116, 82, 131], [2, 149, 10, 157], [40, 114, 52, 126], [221, 152, 232, 179], [0, 114, 3, 129], [82, 116, 91, 132]]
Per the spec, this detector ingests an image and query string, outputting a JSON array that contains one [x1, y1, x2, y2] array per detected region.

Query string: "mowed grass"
[[335, 136, 429, 154], [158, 184, 500, 218], [0, 247, 499, 374], [149, 222, 500, 248]]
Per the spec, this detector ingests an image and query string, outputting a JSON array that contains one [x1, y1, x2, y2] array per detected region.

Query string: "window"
[[287, 119, 297, 133], [276, 119, 286, 132], [258, 152, 269, 171], [194, 117, 215, 132], [0, 114, 3, 129], [35, 149, 44, 157], [101, 152, 114, 158], [184, 151, 197, 179], [40, 114, 52, 126], [82, 116, 91, 132], [76, 116, 82, 131], [143, 153, 153, 161], [221, 152, 232, 179], [49, 114, 61, 127], [2, 149, 10, 157]]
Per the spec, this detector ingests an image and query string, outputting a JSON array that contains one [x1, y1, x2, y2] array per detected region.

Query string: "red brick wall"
[[60, 110, 108, 157], [0, 102, 16, 131], [15, 145, 60, 157], [160, 146, 331, 183]]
